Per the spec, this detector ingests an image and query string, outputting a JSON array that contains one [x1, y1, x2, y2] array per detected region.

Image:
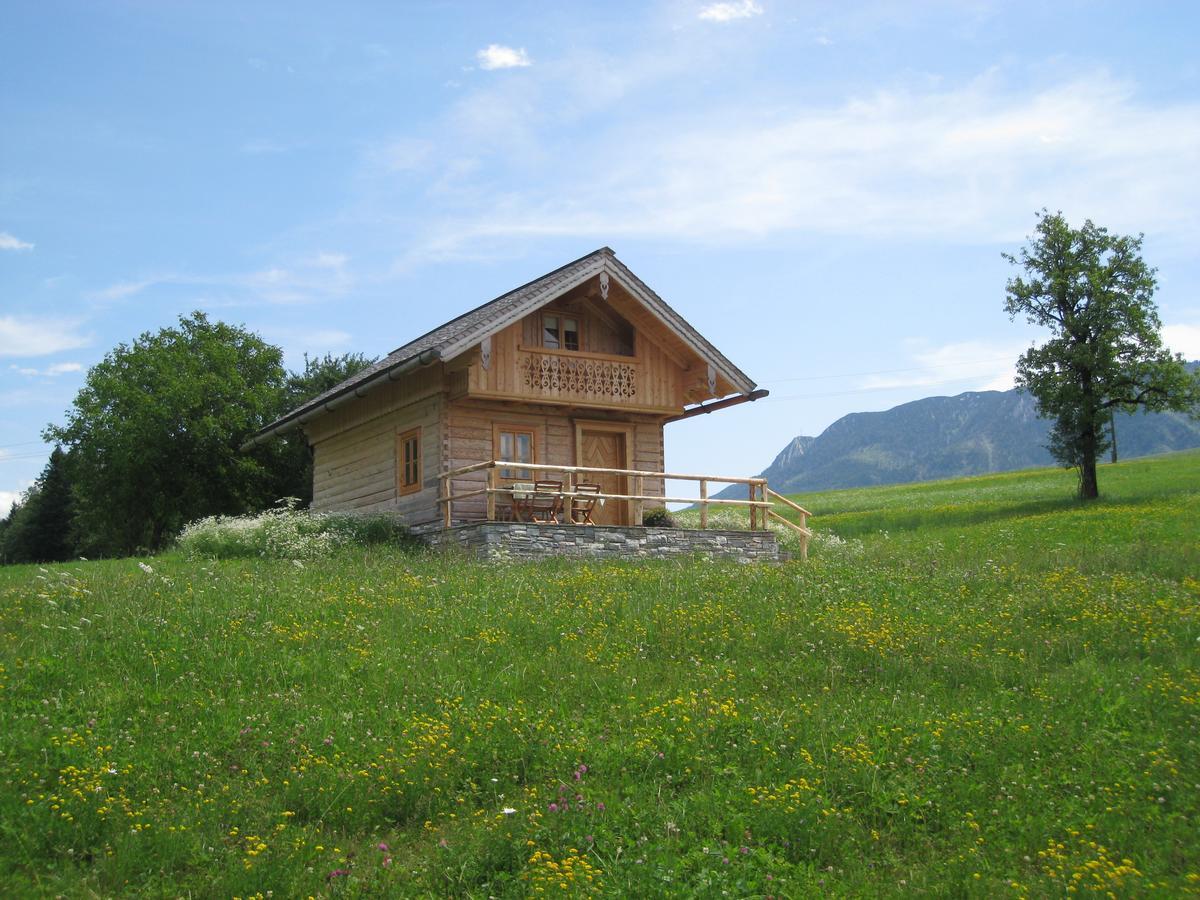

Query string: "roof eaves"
[[605, 253, 758, 394]]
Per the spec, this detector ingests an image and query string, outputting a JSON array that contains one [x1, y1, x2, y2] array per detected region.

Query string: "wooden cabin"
[[246, 248, 769, 529]]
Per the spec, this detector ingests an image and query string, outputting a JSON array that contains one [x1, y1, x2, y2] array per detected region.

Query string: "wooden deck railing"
[[438, 461, 813, 559]]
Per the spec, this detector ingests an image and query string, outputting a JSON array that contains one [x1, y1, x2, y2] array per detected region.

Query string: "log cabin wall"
[[306, 365, 444, 522], [444, 397, 666, 523]]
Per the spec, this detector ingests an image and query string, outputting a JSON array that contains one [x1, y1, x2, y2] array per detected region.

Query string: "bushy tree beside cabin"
[[44, 312, 290, 556]]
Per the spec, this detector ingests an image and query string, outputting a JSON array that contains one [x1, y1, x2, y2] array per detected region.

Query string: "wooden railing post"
[[633, 475, 644, 526], [699, 479, 708, 530], [749, 481, 757, 530], [442, 472, 452, 528], [486, 465, 497, 522], [760, 480, 769, 531]]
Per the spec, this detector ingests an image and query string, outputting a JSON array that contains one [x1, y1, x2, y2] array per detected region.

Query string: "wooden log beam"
[[663, 388, 769, 424]]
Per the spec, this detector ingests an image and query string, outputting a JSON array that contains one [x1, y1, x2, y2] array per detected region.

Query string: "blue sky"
[[3, 0, 1199, 514]]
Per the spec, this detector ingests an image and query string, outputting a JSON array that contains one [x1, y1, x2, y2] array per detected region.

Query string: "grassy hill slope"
[[1, 451, 1197, 896]]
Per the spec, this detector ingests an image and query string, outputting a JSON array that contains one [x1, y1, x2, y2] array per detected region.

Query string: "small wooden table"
[[509, 483, 535, 522]]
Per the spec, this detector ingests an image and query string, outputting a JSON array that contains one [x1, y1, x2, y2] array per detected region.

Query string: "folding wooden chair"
[[570, 482, 601, 524], [529, 480, 564, 524]]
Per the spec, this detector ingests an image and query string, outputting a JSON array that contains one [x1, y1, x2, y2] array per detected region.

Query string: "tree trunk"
[[1078, 369, 1100, 500], [1078, 455, 1099, 500], [1078, 420, 1100, 499]]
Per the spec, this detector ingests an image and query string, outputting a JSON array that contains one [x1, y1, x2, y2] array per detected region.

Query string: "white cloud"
[[306, 252, 348, 269], [0, 316, 91, 358], [403, 71, 1200, 259], [89, 254, 355, 308], [698, 0, 763, 23], [0, 231, 34, 251], [1162, 323, 1200, 360], [477, 44, 532, 70], [240, 138, 292, 155], [860, 340, 1024, 392], [90, 278, 157, 301], [0, 489, 26, 519], [10, 362, 83, 377], [368, 137, 434, 172]]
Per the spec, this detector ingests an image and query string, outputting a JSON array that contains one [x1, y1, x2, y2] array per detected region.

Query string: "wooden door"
[[577, 428, 627, 525]]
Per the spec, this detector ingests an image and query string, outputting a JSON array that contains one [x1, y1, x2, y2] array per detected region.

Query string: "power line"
[[0, 452, 53, 463], [763, 372, 1014, 402], [760, 355, 1017, 384]]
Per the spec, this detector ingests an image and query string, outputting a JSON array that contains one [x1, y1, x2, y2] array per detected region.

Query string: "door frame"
[[573, 419, 635, 525]]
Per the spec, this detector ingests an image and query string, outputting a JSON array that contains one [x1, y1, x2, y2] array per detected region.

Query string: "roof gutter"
[[664, 388, 769, 424], [240, 348, 442, 451]]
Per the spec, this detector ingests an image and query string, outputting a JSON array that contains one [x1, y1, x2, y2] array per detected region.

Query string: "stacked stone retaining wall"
[[424, 523, 780, 562]]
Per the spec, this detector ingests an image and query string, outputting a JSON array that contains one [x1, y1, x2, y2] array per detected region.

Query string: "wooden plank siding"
[[444, 397, 666, 524], [309, 369, 445, 522], [466, 286, 685, 414]]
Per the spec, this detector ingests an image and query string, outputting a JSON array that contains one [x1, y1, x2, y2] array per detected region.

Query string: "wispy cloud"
[[90, 278, 158, 302], [10, 362, 83, 377], [860, 340, 1024, 393], [0, 316, 91, 358], [698, 0, 763, 23], [240, 138, 294, 155], [88, 253, 354, 308], [477, 44, 532, 70], [0, 231, 34, 251], [397, 71, 1200, 261], [366, 137, 434, 172]]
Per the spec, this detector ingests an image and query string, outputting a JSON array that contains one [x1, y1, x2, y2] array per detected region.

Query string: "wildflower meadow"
[[0, 451, 1197, 896]]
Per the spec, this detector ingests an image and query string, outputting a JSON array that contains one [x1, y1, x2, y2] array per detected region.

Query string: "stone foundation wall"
[[423, 523, 780, 562]]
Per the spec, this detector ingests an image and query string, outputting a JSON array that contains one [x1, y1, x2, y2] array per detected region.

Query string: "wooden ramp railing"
[[438, 461, 813, 559], [766, 488, 813, 561]]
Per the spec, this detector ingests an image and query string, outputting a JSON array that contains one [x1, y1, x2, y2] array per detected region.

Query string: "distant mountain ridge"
[[722, 369, 1200, 498]]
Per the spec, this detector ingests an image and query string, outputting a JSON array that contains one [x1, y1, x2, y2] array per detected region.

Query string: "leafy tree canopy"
[[1004, 211, 1200, 499], [45, 312, 289, 555]]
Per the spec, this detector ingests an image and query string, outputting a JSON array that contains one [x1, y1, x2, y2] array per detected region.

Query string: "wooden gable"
[[459, 273, 735, 415]]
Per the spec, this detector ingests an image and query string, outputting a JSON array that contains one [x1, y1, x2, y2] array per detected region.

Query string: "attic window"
[[542, 315, 579, 352]]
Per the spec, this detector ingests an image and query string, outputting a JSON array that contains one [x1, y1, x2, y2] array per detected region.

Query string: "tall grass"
[[176, 503, 418, 559], [0, 451, 1196, 896]]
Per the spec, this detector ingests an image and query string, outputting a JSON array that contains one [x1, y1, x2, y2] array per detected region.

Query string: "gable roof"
[[245, 247, 757, 446]]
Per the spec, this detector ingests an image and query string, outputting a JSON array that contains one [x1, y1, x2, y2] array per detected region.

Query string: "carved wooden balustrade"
[[519, 349, 638, 403]]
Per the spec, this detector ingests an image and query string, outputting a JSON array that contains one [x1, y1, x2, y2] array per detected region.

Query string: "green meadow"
[[1, 452, 1197, 897]]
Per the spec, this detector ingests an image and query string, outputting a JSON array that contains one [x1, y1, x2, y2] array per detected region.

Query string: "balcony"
[[518, 348, 638, 404]]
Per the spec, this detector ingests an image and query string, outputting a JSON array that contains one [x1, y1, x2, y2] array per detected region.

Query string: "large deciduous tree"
[[1004, 211, 1200, 499], [45, 312, 289, 555]]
